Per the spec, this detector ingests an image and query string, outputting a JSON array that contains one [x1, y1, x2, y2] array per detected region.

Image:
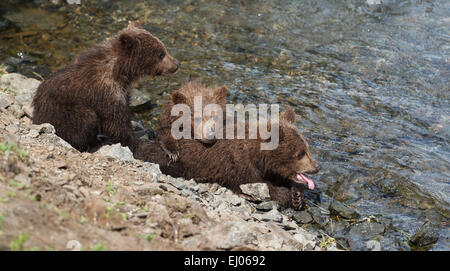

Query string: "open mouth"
[[294, 173, 315, 190]]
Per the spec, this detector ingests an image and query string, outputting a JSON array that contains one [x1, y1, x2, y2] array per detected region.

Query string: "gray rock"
[[292, 233, 316, 250], [239, 183, 271, 202], [255, 201, 277, 211], [166, 177, 187, 190], [257, 232, 284, 250], [410, 221, 439, 248], [1, 133, 18, 145], [347, 221, 385, 240], [329, 199, 360, 219], [142, 162, 161, 182], [226, 194, 242, 206], [280, 220, 298, 231], [214, 186, 227, 195], [22, 104, 33, 118], [5, 124, 18, 134], [133, 184, 164, 196], [293, 210, 313, 224], [308, 207, 329, 228], [0, 92, 14, 109], [9, 103, 23, 118], [203, 221, 257, 249], [325, 219, 350, 235], [129, 88, 151, 108], [253, 209, 283, 223], [196, 184, 208, 194], [29, 123, 55, 138], [28, 129, 40, 138], [96, 143, 134, 161], [0, 73, 40, 106]]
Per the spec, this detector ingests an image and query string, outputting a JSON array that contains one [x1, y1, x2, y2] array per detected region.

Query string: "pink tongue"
[[296, 173, 315, 190]]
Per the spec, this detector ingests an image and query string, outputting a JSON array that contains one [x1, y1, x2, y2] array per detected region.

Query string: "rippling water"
[[0, 0, 448, 250]]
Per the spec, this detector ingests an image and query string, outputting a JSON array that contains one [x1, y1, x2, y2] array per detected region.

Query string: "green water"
[[0, 0, 448, 250]]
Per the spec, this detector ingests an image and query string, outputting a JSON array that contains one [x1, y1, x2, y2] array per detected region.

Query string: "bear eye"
[[159, 52, 165, 59], [296, 150, 306, 159]]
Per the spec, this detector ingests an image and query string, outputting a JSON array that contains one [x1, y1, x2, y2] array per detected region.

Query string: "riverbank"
[[0, 72, 345, 251]]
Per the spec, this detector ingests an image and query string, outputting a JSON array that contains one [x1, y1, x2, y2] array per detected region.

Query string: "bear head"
[[169, 81, 228, 145], [113, 21, 179, 79], [262, 108, 320, 193]]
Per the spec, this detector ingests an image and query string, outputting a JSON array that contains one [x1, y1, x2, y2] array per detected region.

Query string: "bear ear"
[[213, 86, 228, 102], [119, 33, 136, 51], [171, 91, 187, 105], [127, 21, 143, 29], [280, 108, 296, 123]]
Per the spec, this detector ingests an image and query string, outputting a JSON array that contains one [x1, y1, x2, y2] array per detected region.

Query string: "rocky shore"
[[0, 73, 343, 251]]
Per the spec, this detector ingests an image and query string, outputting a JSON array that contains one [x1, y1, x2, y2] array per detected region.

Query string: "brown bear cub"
[[32, 22, 179, 152], [137, 98, 320, 209], [164, 109, 319, 209], [156, 81, 227, 162]]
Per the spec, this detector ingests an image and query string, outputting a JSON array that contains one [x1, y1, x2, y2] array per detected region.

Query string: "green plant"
[[10, 233, 29, 251], [10, 180, 21, 188], [0, 214, 4, 230], [0, 143, 27, 161], [91, 243, 106, 251], [80, 216, 88, 224], [7, 190, 16, 198], [103, 205, 115, 219], [105, 181, 116, 197], [320, 234, 336, 249], [145, 233, 154, 242]]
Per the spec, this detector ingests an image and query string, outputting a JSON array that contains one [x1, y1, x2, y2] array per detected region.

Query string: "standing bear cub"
[[32, 22, 179, 152]]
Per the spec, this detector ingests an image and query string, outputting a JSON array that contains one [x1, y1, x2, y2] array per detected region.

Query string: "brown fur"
[[137, 108, 320, 209], [32, 22, 179, 152], [156, 81, 227, 160]]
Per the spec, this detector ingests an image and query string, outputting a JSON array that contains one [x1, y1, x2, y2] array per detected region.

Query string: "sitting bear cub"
[[32, 22, 179, 153]]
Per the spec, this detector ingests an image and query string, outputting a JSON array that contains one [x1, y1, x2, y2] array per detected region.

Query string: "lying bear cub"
[[136, 82, 320, 209]]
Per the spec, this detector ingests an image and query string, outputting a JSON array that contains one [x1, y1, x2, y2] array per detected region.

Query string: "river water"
[[0, 0, 448, 250]]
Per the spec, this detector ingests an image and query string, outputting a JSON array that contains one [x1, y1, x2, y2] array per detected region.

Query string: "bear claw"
[[291, 190, 304, 210], [166, 151, 179, 165]]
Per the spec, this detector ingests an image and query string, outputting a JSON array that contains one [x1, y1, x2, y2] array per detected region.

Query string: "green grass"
[[10, 233, 29, 251], [0, 143, 28, 161], [80, 216, 88, 224], [0, 214, 4, 230], [9, 180, 21, 188], [145, 233, 154, 242], [7, 190, 16, 198], [90, 243, 106, 251], [105, 181, 116, 197]]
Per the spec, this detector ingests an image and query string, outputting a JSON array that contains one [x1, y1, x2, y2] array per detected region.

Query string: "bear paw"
[[291, 189, 304, 210]]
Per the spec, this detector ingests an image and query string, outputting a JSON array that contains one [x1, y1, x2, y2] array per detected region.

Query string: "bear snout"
[[163, 55, 180, 74], [307, 163, 320, 174]]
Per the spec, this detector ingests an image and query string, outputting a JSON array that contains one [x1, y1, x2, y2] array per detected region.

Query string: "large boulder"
[[0, 73, 40, 107]]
